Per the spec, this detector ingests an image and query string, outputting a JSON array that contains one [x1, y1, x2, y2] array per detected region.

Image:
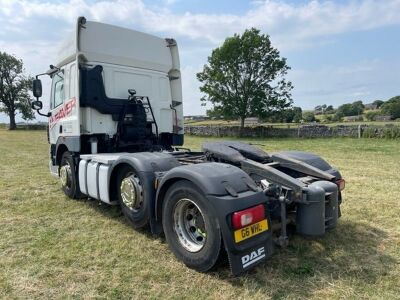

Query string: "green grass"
[[1, 130, 399, 299]]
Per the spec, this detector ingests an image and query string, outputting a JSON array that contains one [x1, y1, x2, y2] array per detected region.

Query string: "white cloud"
[[2, 0, 400, 48], [0, 0, 399, 120]]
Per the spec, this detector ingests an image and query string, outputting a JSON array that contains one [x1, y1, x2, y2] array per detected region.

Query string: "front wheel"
[[162, 180, 222, 272], [60, 151, 81, 199]]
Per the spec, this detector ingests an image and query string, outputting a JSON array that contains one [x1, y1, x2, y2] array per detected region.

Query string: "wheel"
[[60, 151, 81, 199], [162, 180, 222, 272], [116, 165, 149, 229]]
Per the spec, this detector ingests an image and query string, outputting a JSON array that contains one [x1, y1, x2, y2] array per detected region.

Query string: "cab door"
[[48, 69, 65, 145], [48, 64, 78, 145]]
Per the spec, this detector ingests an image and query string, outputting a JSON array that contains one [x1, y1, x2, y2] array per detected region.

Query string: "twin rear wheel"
[[60, 159, 223, 272], [162, 180, 223, 272]]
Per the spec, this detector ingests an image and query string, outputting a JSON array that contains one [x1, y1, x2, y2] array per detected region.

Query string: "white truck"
[[31, 17, 345, 275]]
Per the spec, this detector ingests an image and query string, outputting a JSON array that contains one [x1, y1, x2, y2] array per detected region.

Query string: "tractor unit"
[[31, 17, 345, 275]]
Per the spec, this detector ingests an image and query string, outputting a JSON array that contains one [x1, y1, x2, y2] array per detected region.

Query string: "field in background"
[[185, 119, 400, 128], [0, 130, 399, 299]]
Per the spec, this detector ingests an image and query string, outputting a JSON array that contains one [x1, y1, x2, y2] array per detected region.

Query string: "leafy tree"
[[206, 107, 223, 119], [325, 105, 335, 113], [351, 100, 365, 115], [197, 28, 293, 129], [283, 106, 302, 123], [0, 52, 34, 130], [302, 111, 316, 123], [381, 96, 400, 119], [335, 100, 364, 119], [372, 100, 384, 109]]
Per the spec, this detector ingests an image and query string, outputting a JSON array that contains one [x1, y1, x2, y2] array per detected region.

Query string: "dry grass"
[[0, 129, 399, 299]]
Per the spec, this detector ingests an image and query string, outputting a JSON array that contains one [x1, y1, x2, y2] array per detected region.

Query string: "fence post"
[[358, 124, 361, 138]]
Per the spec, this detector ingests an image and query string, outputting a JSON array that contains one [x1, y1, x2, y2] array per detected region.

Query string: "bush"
[[302, 111, 316, 122], [365, 111, 380, 121], [362, 126, 400, 138], [381, 96, 400, 119]]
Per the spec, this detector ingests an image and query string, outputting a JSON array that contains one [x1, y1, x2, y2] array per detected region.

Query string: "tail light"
[[336, 179, 345, 191], [232, 204, 265, 230]]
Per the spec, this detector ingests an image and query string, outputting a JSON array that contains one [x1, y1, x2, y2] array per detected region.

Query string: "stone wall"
[[185, 124, 400, 139]]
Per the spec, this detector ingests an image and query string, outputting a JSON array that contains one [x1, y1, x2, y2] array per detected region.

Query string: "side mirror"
[[32, 79, 42, 98], [31, 100, 43, 110]]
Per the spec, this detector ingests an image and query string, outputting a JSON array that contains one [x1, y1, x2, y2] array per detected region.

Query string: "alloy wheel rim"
[[173, 198, 207, 253]]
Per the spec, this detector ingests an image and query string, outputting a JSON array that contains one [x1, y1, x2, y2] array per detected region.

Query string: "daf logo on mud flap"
[[241, 247, 266, 268]]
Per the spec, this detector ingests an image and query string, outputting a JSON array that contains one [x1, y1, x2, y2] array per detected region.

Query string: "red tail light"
[[232, 204, 265, 230], [336, 179, 345, 191]]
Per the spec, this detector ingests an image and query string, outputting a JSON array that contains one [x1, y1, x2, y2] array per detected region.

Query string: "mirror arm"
[[36, 109, 51, 117]]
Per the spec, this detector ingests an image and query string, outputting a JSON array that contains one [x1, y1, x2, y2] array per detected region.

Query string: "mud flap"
[[226, 239, 274, 275]]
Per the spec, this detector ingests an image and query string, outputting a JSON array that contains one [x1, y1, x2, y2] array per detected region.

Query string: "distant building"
[[184, 115, 210, 121], [344, 115, 363, 122], [244, 117, 259, 125], [374, 115, 392, 122]]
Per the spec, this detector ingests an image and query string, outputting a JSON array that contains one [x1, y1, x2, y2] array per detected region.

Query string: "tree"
[[302, 111, 316, 123], [283, 106, 302, 123], [352, 100, 365, 115], [334, 100, 364, 119], [325, 105, 335, 114], [381, 96, 400, 119], [372, 100, 384, 109], [197, 28, 293, 129], [0, 52, 34, 130], [206, 107, 223, 119]]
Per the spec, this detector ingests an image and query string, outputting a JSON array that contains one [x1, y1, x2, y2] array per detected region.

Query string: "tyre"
[[60, 151, 81, 199], [116, 165, 149, 229], [162, 180, 222, 272]]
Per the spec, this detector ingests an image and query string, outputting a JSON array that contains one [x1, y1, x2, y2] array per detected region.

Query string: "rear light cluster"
[[232, 204, 265, 230], [336, 179, 345, 191]]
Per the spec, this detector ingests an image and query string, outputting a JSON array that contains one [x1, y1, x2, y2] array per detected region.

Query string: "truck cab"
[[33, 17, 183, 176]]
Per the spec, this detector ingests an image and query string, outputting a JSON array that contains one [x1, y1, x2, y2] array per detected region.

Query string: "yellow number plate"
[[234, 219, 269, 243]]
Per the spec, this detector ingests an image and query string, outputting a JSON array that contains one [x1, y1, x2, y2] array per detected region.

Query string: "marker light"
[[336, 179, 345, 191]]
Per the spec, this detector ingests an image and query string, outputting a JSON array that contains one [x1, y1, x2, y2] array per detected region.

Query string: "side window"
[[51, 71, 64, 109]]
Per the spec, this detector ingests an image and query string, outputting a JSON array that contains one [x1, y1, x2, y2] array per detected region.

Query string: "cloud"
[[2, 0, 400, 49], [0, 0, 399, 119]]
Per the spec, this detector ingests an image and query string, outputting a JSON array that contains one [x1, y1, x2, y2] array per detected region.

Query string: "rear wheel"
[[60, 151, 80, 199], [116, 165, 149, 229], [162, 180, 222, 272]]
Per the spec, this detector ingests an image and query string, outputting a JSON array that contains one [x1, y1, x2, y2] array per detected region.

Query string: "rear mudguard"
[[155, 162, 274, 275], [275, 151, 342, 179], [275, 150, 343, 211]]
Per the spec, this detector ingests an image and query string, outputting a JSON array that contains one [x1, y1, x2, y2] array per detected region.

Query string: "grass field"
[[185, 119, 400, 127], [1, 130, 399, 299]]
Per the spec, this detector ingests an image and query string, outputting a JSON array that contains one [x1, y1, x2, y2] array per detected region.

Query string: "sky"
[[0, 0, 399, 122]]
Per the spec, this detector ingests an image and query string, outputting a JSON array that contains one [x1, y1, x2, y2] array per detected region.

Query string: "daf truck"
[[31, 17, 345, 275]]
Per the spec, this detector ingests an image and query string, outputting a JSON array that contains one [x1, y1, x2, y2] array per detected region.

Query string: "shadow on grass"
[[76, 197, 161, 240], [78, 198, 396, 298], [214, 220, 396, 299]]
